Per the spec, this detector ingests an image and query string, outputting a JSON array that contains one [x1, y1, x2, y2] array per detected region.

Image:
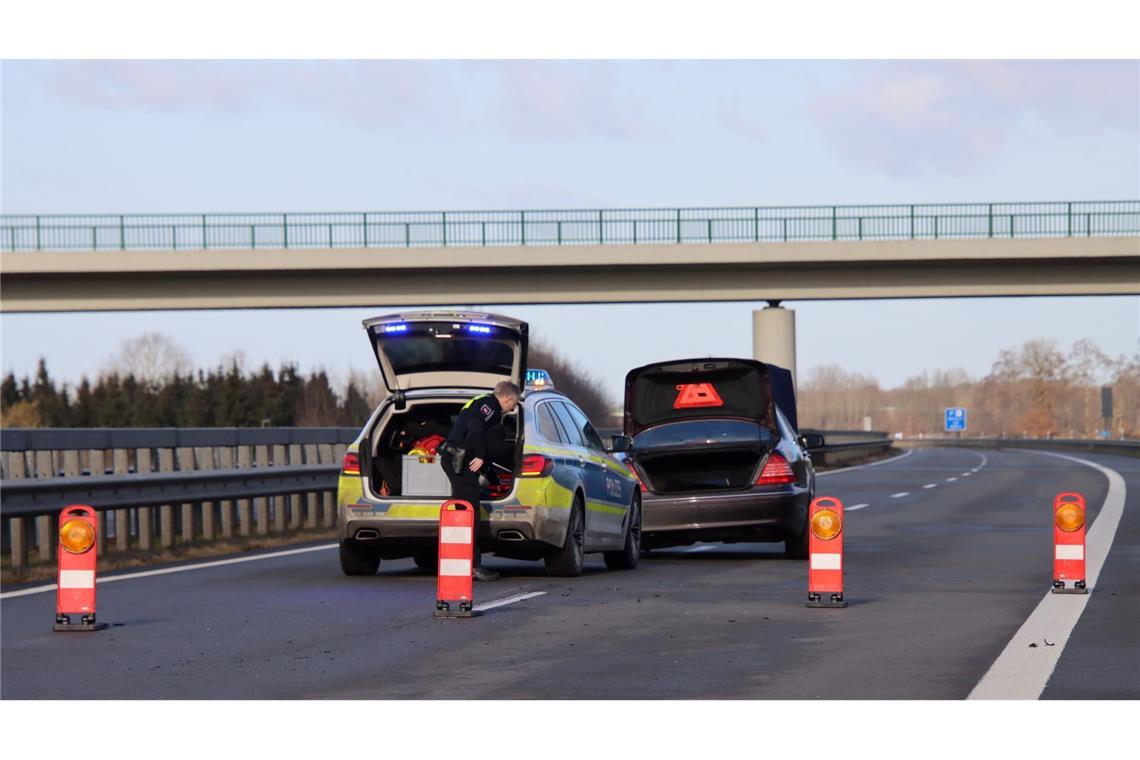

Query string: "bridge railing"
[[1, 427, 358, 578], [2, 200, 1137, 251]]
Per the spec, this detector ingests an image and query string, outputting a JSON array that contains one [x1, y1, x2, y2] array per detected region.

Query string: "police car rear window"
[[383, 337, 515, 375]]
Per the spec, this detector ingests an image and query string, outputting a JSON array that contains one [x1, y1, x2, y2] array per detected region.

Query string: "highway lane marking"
[[0, 542, 338, 600], [968, 450, 1127, 700], [474, 591, 547, 612], [683, 545, 716, 553], [962, 472, 972, 476], [846, 503, 870, 511], [923, 483, 938, 489], [945, 477, 958, 482], [817, 448, 914, 477], [891, 492, 909, 498]]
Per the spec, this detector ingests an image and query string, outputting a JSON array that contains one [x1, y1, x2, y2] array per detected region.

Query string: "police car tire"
[[340, 540, 381, 576], [604, 494, 641, 571], [413, 552, 438, 571], [545, 496, 585, 577]]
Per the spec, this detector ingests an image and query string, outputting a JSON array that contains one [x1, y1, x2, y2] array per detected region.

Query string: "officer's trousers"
[[440, 454, 484, 563]]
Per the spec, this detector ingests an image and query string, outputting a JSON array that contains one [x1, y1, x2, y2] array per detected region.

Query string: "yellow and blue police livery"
[[336, 311, 641, 578]]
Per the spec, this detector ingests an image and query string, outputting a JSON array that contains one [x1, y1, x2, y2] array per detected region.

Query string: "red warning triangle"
[[673, 383, 724, 409]]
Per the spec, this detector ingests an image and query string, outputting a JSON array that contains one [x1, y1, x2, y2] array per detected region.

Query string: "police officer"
[[440, 381, 521, 581]]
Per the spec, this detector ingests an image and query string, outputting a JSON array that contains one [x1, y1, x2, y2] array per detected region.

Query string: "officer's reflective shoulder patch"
[[480, 404, 493, 419]]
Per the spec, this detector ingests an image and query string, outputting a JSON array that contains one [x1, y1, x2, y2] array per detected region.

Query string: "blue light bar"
[[525, 368, 554, 389], [381, 323, 408, 334], [466, 324, 493, 335]]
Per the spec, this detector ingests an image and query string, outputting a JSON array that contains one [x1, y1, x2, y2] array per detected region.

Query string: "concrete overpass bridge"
[[3, 200, 1138, 386]]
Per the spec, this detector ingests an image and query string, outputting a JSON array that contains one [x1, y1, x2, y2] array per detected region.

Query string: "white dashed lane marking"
[[891, 492, 909, 498], [945, 477, 958, 482], [846, 503, 871, 511], [924, 483, 937, 489]]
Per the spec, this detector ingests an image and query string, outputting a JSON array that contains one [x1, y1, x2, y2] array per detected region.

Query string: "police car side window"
[[566, 404, 604, 451], [537, 404, 563, 443], [551, 403, 585, 447]]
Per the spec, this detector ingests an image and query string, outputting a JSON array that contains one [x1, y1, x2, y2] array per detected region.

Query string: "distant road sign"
[[945, 407, 967, 432]]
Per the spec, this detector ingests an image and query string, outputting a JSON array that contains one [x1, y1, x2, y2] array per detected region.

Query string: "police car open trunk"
[[364, 311, 528, 393], [623, 358, 794, 494], [361, 311, 529, 498]]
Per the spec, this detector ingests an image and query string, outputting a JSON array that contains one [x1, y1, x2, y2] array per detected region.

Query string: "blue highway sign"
[[945, 407, 967, 432]]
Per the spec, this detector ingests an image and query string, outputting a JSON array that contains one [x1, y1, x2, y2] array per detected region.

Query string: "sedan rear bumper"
[[641, 486, 809, 544]]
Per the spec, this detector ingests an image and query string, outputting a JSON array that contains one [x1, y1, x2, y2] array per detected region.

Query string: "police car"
[[336, 311, 641, 577]]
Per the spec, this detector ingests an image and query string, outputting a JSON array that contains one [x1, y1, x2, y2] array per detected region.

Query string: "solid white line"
[[1, 543, 338, 600], [474, 591, 546, 611], [924, 483, 938, 489], [846, 503, 870, 511], [817, 448, 914, 477], [968, 450, 1127, 700], [891, 492, 909, 498]]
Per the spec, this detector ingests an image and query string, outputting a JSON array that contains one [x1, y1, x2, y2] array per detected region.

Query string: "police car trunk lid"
[[364, 311, 529, 393]]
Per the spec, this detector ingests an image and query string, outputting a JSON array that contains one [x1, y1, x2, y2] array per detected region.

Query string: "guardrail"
[[3, 200, 1137, 251], [1, 427, 358, 577], [897, 437, 1140, 458]]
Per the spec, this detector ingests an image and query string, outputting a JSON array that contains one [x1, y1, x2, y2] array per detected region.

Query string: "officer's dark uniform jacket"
[[443, 393, 510, 467]]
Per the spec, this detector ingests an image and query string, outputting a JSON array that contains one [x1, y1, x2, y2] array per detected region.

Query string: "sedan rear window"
[[383, 335, 515, 375], [633, 420, 772, 449]]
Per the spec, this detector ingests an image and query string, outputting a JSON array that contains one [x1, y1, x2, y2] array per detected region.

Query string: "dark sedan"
[[611, 358, 822, 558]]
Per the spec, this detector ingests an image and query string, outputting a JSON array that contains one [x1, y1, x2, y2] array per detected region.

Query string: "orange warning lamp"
[[60, 518, 96, 554], [1054, 502, 1084, 532], [810, 509, 842, 540]]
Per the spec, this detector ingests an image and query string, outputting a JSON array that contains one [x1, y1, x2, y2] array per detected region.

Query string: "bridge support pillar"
[[753, 301, 797, 392]]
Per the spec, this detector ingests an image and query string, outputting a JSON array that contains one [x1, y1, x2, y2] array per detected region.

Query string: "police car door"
[[564, 403, 626, 541]]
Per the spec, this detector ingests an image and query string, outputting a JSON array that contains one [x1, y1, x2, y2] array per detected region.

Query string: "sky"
[[2, 59, 1139, 404]]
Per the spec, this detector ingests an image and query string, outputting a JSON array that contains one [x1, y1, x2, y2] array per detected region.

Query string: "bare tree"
[[104, 333, 192, 391]]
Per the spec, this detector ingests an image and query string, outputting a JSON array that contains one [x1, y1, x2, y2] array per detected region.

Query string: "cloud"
[[29, 60, 665, 140], [807, 60, 1140, 177]]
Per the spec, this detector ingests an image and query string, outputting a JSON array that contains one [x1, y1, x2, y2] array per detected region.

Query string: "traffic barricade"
[[1052, 492, 1088, 594], [434, 500, 481, 618], [54, 505, 108, 631], [807, 496, 847, 608]]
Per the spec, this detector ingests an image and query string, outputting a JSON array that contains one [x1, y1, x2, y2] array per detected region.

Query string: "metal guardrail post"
[[202, 214, 208, 249], [360, 213, 366, 248], [520, 211, 525, 246], [598, 210, 604, 244], [483, 221, 488, 246], [753, 207, 759, 242], [676, 209, 681, 243], [555, 221, 560, 245], [405, 222, 410, 246], [442, 211, 448, 246], [120, 215, 126, 250], [1067, 202, 1072, 237], [832, 206, 837, 240], [35, 215, 42, 250], [911, 205, 916, 239]]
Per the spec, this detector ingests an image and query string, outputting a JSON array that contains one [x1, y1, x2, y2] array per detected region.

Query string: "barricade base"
[[806, 593, 847, 609], [53, 615, 108, 632], [1051, 585, 1089, 594], [434, 601, 482, 618]]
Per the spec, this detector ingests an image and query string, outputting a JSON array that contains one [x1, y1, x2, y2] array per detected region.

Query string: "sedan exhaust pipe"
[[497, 530, 525, 541], [354, 529, 380, 541]]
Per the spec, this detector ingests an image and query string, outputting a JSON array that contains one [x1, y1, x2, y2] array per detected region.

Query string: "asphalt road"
[[2, 446, 1137, 699]]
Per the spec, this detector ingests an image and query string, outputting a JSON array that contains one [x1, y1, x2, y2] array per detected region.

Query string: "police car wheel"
[[604, 494, 641, 571], [339, 540, 381, 576], [545, 495, 585, 577], [413, 552, 438, 572]]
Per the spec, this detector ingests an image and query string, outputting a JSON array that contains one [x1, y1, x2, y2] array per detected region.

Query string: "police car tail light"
[[342, 452, 361, 476], [756, 453, 795, 485], [60, 518, 96, 554], [520, 454, 554, 477]]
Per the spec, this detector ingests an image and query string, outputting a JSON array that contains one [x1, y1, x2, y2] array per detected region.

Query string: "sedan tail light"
[[756, 452, 795, 485], [519, 453, 554, 477]]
